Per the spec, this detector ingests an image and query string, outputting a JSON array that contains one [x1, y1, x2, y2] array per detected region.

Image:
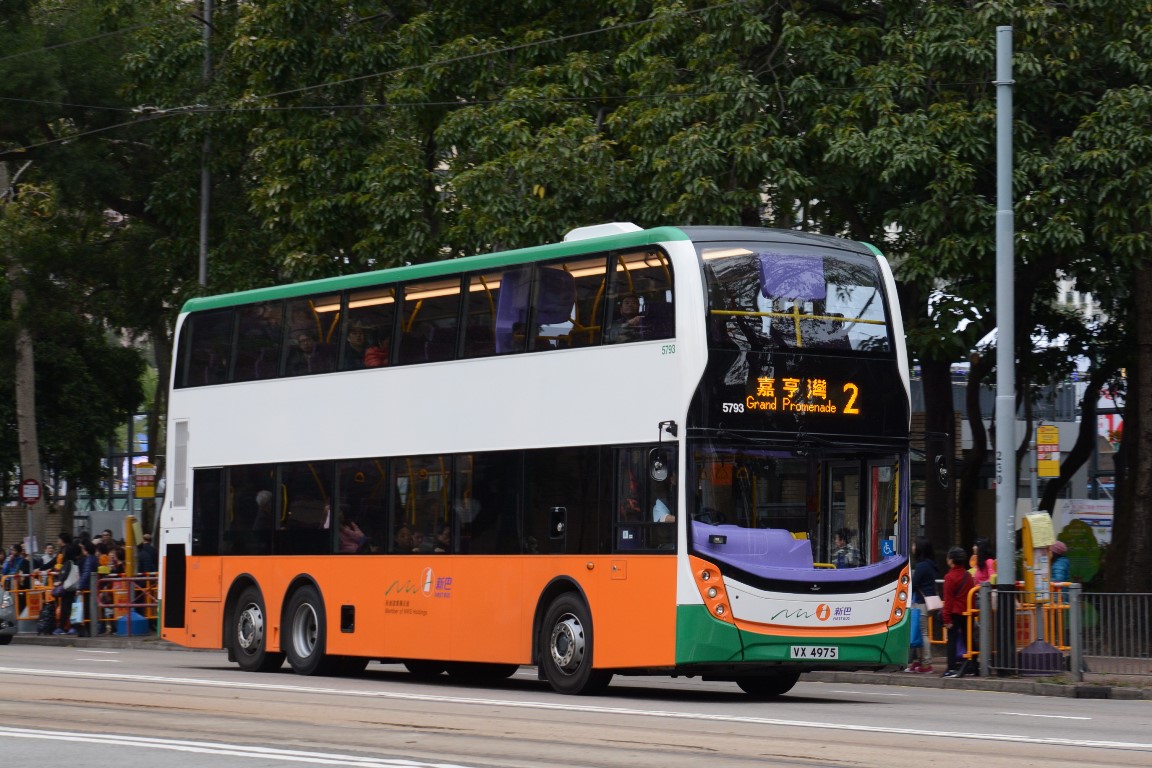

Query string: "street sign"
[[19, 478, 41, 505], [1036, 425, 1060, 478], [134, 462, 157, 499]]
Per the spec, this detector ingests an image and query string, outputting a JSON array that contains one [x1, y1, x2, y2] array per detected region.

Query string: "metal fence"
[[2, 571, 158, 638]]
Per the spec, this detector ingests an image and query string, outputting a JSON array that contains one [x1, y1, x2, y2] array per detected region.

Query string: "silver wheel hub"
[[291, 602, 319, 659], [237, 604, 264, 653], [549, 613, 585, 674]]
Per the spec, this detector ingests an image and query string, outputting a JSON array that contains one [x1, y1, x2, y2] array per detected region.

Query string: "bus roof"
[[181, 225, 693, 314]]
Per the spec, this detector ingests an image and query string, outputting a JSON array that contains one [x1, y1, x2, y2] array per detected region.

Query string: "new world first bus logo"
[[771, 604, 852, 622], [421, 567, 454, 599]]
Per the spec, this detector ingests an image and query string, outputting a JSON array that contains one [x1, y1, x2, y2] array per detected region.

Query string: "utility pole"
[[198, 0, 213, 287], [994, 26, 1017, 586]]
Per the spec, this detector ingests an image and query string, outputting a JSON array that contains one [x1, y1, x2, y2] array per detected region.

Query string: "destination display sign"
[[695, 350, 907, 438], [724, 375, 861, 416]]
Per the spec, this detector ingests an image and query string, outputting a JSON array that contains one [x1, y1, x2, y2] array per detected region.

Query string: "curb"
[[11, 633, 188, 651], [802, 670, 1152, 700]]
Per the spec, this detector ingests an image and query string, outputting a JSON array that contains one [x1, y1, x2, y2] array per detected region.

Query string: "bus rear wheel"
[[232, 586, 285, 672], [284, 585, 341, 676], [539, 593, 612, 695], [735, 671, 801, 698]]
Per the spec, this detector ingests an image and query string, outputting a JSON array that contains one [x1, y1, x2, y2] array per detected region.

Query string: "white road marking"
[[829, 690, 906, 696], [75, 658, 122, 662], [0, 726, 474, 767], [75, 650, 120, 654], [999, 712, 1092, 720], [0, 666, 1145, 752]]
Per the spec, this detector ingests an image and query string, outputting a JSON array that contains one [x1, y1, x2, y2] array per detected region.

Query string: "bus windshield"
[[688, 440, 902, 574], [701, 244, 891, 353]]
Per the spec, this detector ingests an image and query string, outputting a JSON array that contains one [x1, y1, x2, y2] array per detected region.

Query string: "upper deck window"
[[703, 245, 890, 353]]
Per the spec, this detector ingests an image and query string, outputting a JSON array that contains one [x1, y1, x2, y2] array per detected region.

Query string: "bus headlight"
[[715, 604, 726, 617], [894, 607, 903, 619], [707, 587, 718, 599], [899, 590, 907, 602], [900, 574, 909, 585], [701, 570, 712, 581]]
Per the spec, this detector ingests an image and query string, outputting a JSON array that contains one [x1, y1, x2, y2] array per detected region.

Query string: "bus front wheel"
[[232, 586, 285, 672], [539, 594, 612, 695], [735, 671, 801, 698], [284, 585, 340, 676]]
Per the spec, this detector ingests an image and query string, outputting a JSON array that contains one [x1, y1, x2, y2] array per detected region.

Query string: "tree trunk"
[[920, 357, 956, 556], [145, 316, 173, 535], [1106, 264, 1152, 592], [3, 162, 48, 548], [1039, 364, 1111, 512], [959, 353, 994, 548]]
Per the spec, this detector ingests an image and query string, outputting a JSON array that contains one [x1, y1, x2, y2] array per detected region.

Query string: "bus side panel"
[[177, 555, 678, 669], [164, 557, 224, 649], [529, 556, 678, 670]]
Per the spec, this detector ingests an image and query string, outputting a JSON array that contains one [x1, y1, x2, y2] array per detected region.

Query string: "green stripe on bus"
[[182, 226, 691, 313], [676, 604, 912, 665]]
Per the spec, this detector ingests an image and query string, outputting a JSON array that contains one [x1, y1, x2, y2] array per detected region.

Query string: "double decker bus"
[[160, 223, 911, 696]]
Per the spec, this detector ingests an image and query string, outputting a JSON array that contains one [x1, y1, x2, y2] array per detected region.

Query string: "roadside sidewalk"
[[11, 632, 186, 652]]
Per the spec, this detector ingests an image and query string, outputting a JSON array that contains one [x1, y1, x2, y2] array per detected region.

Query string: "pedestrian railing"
[[2, 571, 158, 637]]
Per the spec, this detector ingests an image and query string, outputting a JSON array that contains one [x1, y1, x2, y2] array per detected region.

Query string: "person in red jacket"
[[941, 546, 976, 677]]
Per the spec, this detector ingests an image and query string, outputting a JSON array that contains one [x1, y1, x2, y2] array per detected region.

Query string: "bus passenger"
[[344, 322, 370, 369], [607, 294, 643, 343], [653, 471, 676, 523], [832, 528, 861, 568], [339, 518, 368, 553], [432, 525, 451, 554], [252, 490, 275, 531], [392, 525, 414, 553], [286, 332, 317, 376]]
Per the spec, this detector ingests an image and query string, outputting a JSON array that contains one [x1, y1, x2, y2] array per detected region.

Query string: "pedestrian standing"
[[942, 546, 976, 677], [905, 537, 938, 674]]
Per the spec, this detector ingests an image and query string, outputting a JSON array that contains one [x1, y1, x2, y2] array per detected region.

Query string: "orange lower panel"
[[165, 554, 678, 669]]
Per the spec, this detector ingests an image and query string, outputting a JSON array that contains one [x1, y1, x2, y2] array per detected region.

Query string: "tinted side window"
[[191, 468, 222, 555], [392, 455, 452, 553], [225, 464, 276, 555], [524, 447, 601, 554], [398, 278, 462, 365], [614, 447, 677, 552], [606, 249, 675, 345], [335, 459, 390, 553], [462, 271, 502, 359], [463, 451, 522, 554], [233, 301, 284, 382], [343, 286, 395, 371], [286, 293, 341, 376], [181, 309, 234, 387], [276, 461, 333, 554], [548, 254, 611, 348]]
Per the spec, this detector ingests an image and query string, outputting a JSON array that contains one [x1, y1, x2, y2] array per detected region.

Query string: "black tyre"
[[284, 584, 340, 676], [539, 593, 612, 695], [735, 671, 801, 698], [444, 662, 519, 681], [0, 634, 12, 646], [231, 585, 285, 672], [404, 660, 446, 677]]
